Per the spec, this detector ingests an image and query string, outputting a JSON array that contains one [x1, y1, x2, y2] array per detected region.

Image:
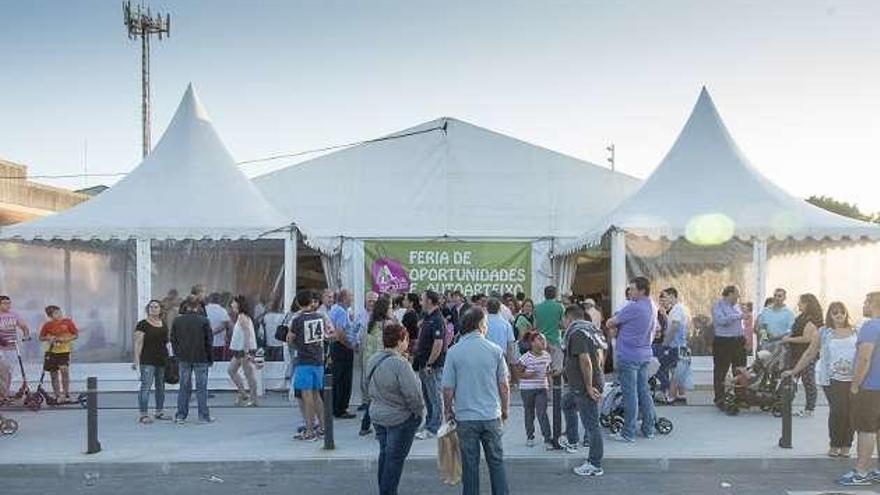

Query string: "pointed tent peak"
[[171, 83, 212, 126]]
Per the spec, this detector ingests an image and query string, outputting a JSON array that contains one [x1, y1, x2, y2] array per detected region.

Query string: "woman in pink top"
[[517, 333, 553, 449]]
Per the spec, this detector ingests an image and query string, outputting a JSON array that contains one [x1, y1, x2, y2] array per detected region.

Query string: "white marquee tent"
[[0, 85, 295, 371], [559, 88, 880, 329], [254, 117, 642, 307]]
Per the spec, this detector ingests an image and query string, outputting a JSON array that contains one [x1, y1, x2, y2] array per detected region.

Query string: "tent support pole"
[[610, 230, 627, 313], [752, 238, 768, 357], [63, 248, 72, 314], [284, 229, 298, 312], [136, 239, 152, 321]]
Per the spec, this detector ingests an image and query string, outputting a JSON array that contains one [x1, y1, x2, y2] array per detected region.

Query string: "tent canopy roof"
[[1, 85, 290, 242], [254, 117, 641, 251], [560, 88, 880, 254]]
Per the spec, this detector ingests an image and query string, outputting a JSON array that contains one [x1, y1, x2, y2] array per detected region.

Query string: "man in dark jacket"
[[171, 296, 214, 423]]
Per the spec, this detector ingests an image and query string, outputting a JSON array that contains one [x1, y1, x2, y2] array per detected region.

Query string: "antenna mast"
[[123, 1, 171, 158], [606, 143, 616, 173]]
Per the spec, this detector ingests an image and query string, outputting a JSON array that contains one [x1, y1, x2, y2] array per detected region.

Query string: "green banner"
[[364, 240, 531, 297]]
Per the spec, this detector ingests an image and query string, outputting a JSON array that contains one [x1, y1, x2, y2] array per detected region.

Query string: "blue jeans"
[[655, 346, 679, 393], [375, 414, 421, 495], [617, 360, 657, 440], [176, 361, 210, 421], [458, 419, 509, 495], [418, 368, 442, 434], [138, 365, 165, 415], [563, 387, 603, 467]]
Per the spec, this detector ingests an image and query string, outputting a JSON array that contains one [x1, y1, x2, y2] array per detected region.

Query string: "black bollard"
[[551, 374, 562, 449], [323, 373, 335, 450], [85, 376, 101, 454], [778, 376, 793, 449]]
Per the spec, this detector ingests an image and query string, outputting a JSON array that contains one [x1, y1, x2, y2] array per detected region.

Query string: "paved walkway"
[[0, 390, 841, 466]]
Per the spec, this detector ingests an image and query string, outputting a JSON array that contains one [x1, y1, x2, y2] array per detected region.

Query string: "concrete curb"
[[0, 457, 852, 478]]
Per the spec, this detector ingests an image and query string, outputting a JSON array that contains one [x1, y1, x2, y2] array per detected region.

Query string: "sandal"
[[139, 415, 154, 424]]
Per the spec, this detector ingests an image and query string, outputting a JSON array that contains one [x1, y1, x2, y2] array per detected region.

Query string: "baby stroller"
[[599, 381, 674, 435], [722, 337, 790, 416]]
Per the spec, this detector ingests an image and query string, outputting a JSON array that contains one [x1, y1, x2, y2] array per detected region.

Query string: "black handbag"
[[275, 313, 293, 344], [164, 357, 180, 385]]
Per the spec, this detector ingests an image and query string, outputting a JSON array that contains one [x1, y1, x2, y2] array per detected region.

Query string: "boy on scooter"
[[0, 295, 31, 402], [38, 305, 78, 403]]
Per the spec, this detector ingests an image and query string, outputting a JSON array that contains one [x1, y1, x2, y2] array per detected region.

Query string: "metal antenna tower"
[[606, 143, 616, 172], [123, 1, 170, 158]]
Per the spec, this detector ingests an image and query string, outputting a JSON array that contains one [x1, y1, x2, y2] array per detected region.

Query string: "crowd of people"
[[1, 278, 879, 491]]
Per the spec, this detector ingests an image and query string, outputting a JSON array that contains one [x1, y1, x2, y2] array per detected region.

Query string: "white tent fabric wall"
[[765, 239, 880, 323], [0, 240, 137, 364]]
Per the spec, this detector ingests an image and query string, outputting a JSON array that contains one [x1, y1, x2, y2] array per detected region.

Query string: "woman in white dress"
[[228, 295, 259, 407]]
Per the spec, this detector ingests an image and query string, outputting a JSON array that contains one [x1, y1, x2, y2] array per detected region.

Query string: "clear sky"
[[1, 0, 879, 211]]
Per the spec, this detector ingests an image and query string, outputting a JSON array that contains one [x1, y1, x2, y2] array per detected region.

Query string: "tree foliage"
[[807, 195, 880, 223]]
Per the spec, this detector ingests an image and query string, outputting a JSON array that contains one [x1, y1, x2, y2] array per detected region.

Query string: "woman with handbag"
[[132, 299, 171, 424], [360, 296, 394, 436], [782, 293, 824, 417], [368, 324, 424, 495], [784, 301, 858, 457]]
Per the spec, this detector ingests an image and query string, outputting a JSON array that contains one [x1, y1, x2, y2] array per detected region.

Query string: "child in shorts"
[[38, 305, 79, 402]]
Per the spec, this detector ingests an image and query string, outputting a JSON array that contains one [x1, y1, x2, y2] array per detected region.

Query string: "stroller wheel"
[[0, 419, 18, 435], [609, 417, 624, 434], [599, 415, 611, 428], [77, 393, 88, 409], [655, 417, 673, 435]]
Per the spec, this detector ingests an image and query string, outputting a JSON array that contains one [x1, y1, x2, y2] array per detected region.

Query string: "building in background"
[[0, 159, 90, 226]]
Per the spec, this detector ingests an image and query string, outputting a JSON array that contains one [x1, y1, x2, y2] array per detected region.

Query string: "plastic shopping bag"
[[437, 420, 461, 485], [675, 354, 694, 391]]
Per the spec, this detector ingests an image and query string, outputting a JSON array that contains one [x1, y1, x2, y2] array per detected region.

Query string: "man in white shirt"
[[205, 293, 231, 362], [660, 288, 690, 404]]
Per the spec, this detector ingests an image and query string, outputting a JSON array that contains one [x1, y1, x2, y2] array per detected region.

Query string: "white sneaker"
[[526, 437, 536, 448], [558, 437, 579, 454], [573, 461, 604, 477], [609, 432, 636, 443], [415, 430, 435, 440]]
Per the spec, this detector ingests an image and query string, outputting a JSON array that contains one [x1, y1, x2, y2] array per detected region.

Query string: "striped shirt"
[[518, 351, 551, 390], [0, 311, 22, 350]]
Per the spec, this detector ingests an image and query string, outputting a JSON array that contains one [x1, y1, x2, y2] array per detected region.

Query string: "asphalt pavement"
[[1, 459, 872, 495]]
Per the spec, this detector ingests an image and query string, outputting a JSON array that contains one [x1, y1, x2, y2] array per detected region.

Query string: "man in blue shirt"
[[606, 276, 657, 442], [757, 288, 796, 342], [839, 291, 880, 486], [443, 307, 510, 495], [710, 285, 746, 409], [329, 289, 356, 419], [486, 298, 515, 364]]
